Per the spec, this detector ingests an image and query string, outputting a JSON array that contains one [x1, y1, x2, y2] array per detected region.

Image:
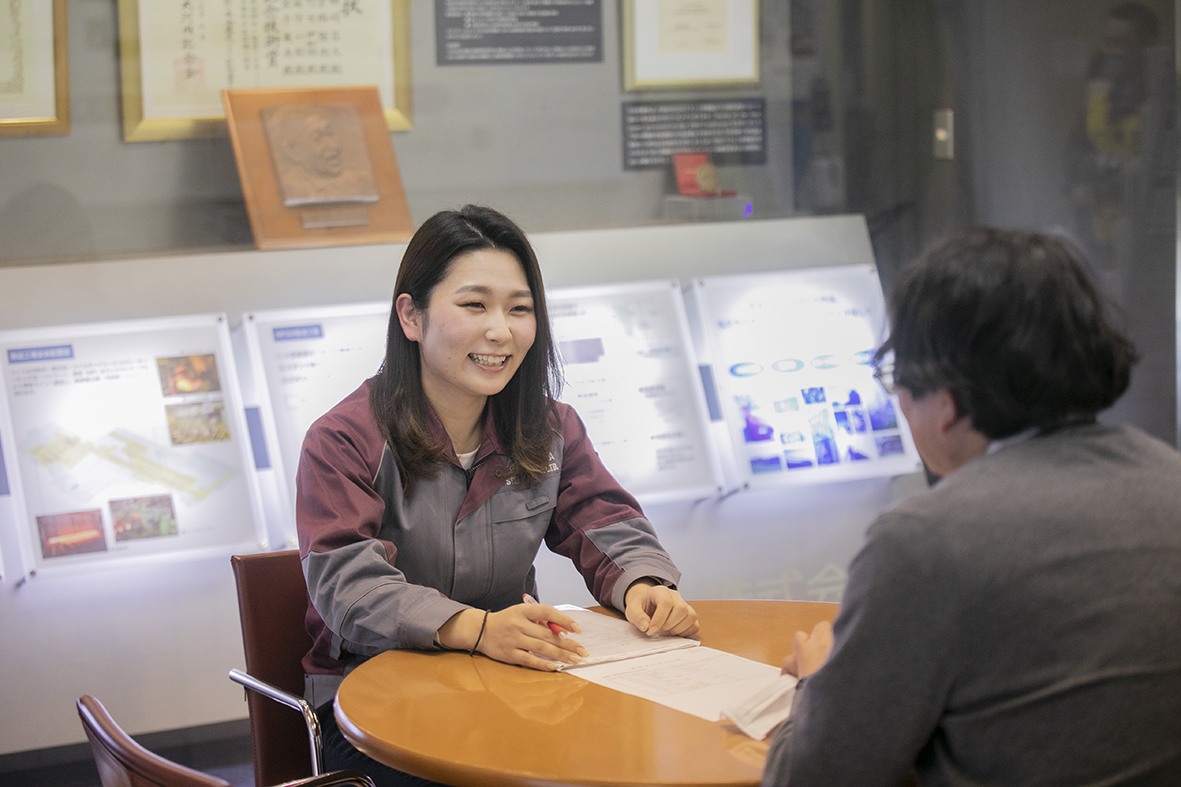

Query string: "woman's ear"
[[395, 293, 423, 342]]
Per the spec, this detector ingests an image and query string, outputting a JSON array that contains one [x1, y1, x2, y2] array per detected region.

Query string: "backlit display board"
[[688, 266, 922, 487], [240, 302, 390, 534], [244, 284, 724, 517], [0, 315, 266, 572], [549, 280, 723, 503]]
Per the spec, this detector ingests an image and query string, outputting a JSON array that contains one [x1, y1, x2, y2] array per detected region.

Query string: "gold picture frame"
[[223, 86, 413, 250], [622, 0, 760, 91], [0, 0, 70, 138], [117, 0, 413, 142]]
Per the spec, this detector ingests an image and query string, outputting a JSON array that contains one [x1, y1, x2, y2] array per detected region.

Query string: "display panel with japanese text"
[[549, 280, 723, 503], [240, 302, 390, 530], [0, 315, 266, 572]]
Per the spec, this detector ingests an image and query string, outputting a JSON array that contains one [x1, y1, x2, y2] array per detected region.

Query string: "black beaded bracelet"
[[470, 609, 490, 656]]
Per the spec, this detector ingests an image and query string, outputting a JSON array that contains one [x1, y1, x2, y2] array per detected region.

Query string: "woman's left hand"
[[624, 579, 699, 638]]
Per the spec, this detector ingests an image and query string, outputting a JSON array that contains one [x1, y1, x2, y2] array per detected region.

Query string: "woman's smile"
[[469, 352, 510, 368]]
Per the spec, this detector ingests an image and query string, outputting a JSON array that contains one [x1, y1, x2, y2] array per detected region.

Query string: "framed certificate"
[[623, 0, 759, 90], [223, 86, 414, 249], [117, 0, 413, 141], [0, 0, 70, 138]]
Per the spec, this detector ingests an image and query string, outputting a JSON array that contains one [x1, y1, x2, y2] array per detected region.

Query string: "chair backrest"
[[231, 549, 315, 786], [77, 695, 232, 787]]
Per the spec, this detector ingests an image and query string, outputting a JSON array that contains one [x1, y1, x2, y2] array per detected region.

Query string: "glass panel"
[[787, 0, 1176, 443]]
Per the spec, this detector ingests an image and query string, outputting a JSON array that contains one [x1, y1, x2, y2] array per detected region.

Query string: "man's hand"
[[780, 620, 833, 679], [624, 579, 699, 637]]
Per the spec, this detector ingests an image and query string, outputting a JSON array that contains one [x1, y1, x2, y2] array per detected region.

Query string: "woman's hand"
[[437, 605, 589, 671], [624, 579, 699, 637]]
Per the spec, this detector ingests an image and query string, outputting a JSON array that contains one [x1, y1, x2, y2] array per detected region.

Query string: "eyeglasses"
[[872, 361, 900, 396]]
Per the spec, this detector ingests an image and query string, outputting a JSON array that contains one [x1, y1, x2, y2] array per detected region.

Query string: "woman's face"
[[397, 248, 537, 414]]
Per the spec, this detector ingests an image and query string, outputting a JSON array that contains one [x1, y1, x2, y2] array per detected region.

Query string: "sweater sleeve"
[[762, 513, 953, 787], [543, 403, 682, 612]]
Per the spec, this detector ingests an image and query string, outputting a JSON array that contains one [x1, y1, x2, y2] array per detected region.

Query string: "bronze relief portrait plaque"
[[224, 86, 413, 249], [261, 103, 380, 208]]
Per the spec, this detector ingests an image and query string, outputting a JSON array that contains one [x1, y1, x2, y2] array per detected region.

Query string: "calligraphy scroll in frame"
[[117, 0, 412, 142], [0, 0, 70, 138]]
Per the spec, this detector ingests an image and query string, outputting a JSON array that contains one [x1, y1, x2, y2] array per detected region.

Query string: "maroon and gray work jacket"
[[296, 380, 681, 706]]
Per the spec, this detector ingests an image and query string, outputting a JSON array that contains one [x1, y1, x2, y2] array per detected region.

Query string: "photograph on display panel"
[[116, 0, 412, 141], [0, 315, 267, 573], [689, 265, 922, 486]]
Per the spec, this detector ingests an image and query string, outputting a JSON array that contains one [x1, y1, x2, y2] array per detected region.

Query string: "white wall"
[[0, 215, 924, 754]]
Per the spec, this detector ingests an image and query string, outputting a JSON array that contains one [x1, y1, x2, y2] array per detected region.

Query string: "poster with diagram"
[[689, 265, 922, 487], [0, 314, 266, 572], [241, 302, 390, 529], [549, 280, 723, 502]]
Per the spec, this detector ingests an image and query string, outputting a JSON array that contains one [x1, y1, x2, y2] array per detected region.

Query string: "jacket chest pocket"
[[488, 490, 555, 524], [484, 489, 557, 597]]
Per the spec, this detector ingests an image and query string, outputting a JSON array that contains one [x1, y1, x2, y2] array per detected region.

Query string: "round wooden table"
[[335, 599, 838, 787]]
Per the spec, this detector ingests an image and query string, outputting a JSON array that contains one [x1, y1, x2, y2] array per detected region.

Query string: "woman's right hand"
[[437, 604, 588, 671]]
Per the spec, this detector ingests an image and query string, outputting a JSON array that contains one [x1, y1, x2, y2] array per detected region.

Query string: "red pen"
[[522, 593, 566, 637]]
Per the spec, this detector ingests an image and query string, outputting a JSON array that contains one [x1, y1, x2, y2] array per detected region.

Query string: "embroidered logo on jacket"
[[503, 453, 559, 485]]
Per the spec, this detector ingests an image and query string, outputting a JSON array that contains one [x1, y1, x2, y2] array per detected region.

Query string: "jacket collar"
[[422, 399, 507, 467]]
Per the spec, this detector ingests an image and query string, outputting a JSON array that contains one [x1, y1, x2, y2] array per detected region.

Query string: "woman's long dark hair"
[[369, 205, 561, 493]]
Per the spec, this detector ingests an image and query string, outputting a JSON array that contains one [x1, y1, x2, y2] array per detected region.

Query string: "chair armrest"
[[276, 770, 376, 787], [229, 668, 324, 776]]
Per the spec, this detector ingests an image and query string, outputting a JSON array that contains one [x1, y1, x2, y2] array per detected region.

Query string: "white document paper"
[[551, 606, 796, 739], [720, 673, 799, 740], [568, 646, 783, 726], [551, 605, 700, 670]]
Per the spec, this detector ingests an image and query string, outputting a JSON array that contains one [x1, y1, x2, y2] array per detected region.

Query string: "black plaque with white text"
[[622, 99, 767, 170], [436, 0, 602, 65]]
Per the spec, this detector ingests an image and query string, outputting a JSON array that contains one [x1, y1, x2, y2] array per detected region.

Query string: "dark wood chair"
[[229, 550, 322, 786], [77, 694, 372, 787]]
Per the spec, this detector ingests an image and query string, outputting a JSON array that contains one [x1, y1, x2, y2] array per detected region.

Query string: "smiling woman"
[[395, 248, 539, 456], [370, 206, 559, 491], [294, 205, 700, 787]]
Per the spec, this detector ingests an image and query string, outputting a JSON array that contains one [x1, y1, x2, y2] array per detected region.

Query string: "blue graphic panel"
[[244, 407, 271, 470], [0, 430, 9, 496]]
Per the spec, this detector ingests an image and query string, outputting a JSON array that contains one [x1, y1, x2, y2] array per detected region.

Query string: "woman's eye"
[[512, 305, 534, 314], [461, 301, 485, 310]]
